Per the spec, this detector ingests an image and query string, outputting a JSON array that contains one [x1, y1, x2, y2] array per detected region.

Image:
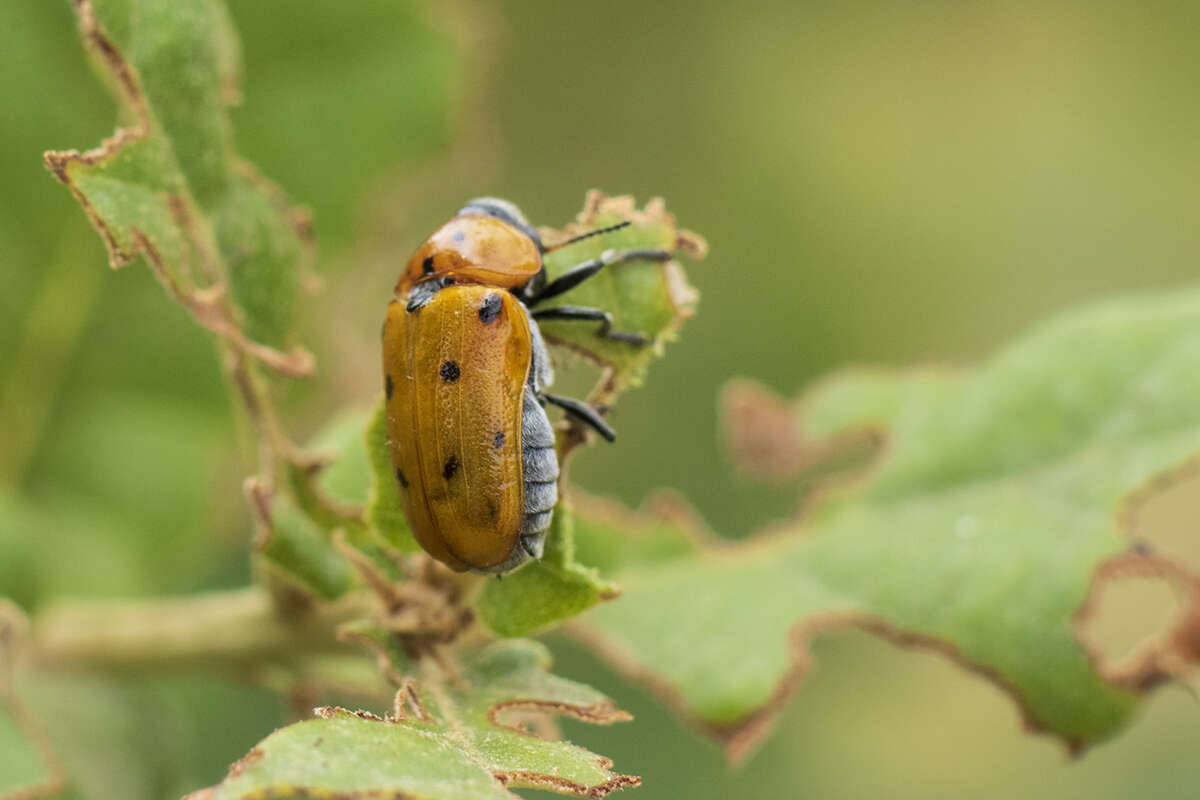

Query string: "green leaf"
[[251, 487, 354, 602], [44, 0, 311, 367], [306, 407, 376, 511], [364, 399, 418, 552], [285, 408, 370, 549], [570, 286, 1200, 760], [477, 505, 620, 638], [196, 640, 638, 799], [538, 192, 703, 398]]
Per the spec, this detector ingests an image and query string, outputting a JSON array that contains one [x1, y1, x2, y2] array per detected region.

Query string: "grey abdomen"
[[519, 385, 558, 560]]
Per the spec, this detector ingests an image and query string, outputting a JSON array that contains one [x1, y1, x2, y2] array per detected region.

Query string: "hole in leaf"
[[1079, 575, 1180, 673], [1131, 471, 1200, 573]]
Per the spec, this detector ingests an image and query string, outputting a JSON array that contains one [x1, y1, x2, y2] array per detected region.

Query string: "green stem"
[[30, 587, 372, 672]]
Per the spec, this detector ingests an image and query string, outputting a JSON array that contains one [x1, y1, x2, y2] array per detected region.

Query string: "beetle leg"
[[531, 305, 648, 346], [541, 393, 616, 442], [525, 248, 671, 306]]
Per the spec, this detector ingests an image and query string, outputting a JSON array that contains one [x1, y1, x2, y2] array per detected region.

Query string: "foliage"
[[192, 641, 638, 799], [1, 0, 1197, 799], [572, 288, 1200, 759]]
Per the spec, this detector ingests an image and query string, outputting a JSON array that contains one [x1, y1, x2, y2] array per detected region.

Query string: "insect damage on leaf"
[[43, 0, 313, 375], [537, 191, 704, 411], [1075, 463, 1200, 692], [567, 286, 1200, 762], [721, 379, 883, 485], [192, 641, 639, 800]]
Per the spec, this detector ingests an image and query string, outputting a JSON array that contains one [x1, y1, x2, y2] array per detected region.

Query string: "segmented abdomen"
[[519, 385, 558, 559]]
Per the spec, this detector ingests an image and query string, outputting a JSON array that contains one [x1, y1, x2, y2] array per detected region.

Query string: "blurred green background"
[[2, 0, 1198, 797]]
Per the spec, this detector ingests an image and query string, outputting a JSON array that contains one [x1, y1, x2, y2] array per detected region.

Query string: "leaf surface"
[[251, 488, 355, 602], [477, 506, 619, 638], [364, 401, 418, 553], [570, 287, 1200, 760], [197, 640, 638, 799], [537, 192, 703, 398], [44, 0, 311, 369]]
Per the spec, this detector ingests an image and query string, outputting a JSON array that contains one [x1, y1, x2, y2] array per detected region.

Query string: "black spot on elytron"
[[453, 229, 466, 244], [385, 374, 393, 399], [493, 430, 505, 448], [395, 467, 409, 488], [479, 293, 503, 323], [439, 360, 460, 382], [443, 455, 459, 480], [422, 256, 435, 274]]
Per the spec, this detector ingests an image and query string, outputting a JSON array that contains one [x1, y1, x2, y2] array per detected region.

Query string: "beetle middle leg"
[[541, 392, 616, 442], [532, 305, 648, 346], [525, 248, 671, 305]]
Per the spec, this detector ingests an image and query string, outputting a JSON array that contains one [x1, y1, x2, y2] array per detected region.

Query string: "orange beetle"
[[382, 198, 669, 573]]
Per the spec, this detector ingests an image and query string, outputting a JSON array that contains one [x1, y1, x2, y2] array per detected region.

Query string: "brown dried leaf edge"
[[42, 0, 313, 377], [538, 191, 705, 410], [188, 686, 639, 800], [568, 389, 1200, 763]]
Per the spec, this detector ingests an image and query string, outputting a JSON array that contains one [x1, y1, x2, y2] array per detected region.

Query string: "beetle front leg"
[[525, 248, 671, 306], [531, 305, 648, 346], [541, 393, 617, 442]]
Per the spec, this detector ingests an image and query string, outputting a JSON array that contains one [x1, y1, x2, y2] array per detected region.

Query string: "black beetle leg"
[[532, 305, 648, 346], [525, 249, 671, 306], [541, 393, 616, 442]]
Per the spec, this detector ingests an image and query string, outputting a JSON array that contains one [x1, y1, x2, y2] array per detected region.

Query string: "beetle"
[[382, 198, 670, 573]]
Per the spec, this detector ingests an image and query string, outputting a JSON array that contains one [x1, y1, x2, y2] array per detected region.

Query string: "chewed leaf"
[[721, 380, 873, 484], [538, 192, 703, 400], [43, 0, 312, 370], [477, 504, 620, 638], [1075, 550, 1200, 691], [570, 286, 1200, 761], [190, 710, 513, 800], [194, 640, 638, 799]]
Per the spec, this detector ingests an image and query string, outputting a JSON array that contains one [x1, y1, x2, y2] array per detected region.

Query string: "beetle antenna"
[[541, 221, 631, 253]]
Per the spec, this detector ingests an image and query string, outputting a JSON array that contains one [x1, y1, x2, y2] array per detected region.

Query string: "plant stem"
[[30, 587, 372, 673]]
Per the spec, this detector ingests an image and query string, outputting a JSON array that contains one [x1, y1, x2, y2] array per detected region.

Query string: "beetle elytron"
[[382, 198, 668, 573]]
